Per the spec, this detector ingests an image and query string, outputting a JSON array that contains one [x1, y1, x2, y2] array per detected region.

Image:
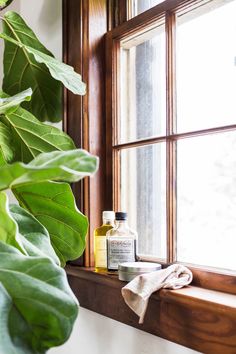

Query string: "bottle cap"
[[102, 211, 115, 220], [115, 212, 127, 220]]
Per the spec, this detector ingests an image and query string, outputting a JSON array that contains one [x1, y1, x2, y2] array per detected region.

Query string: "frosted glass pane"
[[120, 144, 166, 259], [120, 25, 166, 143], [132, 0, 165, 16], [177, 132, 236, 270], [177, 1, 236, 132]]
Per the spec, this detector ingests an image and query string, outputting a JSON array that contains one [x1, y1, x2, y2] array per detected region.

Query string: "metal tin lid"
[[118, 261, 161, 273]]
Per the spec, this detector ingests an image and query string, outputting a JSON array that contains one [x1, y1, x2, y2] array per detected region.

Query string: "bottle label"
[[107, 237, 135, 270], [95, 236, 107, 268]]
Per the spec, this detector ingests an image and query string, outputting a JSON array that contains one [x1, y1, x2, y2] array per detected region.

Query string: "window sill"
[[66, 265, 236, 354]]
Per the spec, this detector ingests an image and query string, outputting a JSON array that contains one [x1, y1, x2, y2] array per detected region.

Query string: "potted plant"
[[0, 3, 97, 353]]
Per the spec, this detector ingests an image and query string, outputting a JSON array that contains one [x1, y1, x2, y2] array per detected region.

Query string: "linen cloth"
[[121, 264, 193, 323]]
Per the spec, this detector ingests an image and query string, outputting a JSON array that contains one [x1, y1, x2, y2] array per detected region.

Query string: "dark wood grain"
[[109, 0, 209, 40], [107, 0, 128, 30], [67, 266, 236, 354], [63, 0, 84, 266], [63, 0, 108, 266], [191, 267, 236, 295], [105, 32, 113, 211]]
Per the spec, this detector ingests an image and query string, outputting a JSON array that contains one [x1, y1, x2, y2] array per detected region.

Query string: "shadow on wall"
[[39, 0, 61, 31]]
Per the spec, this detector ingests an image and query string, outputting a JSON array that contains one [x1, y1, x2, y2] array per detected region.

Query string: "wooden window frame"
[[63, 1, 236, 352], [106, 0, 236, 292]]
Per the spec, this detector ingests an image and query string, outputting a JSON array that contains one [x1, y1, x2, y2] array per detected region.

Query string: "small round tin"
[[118, 262, 162, 281]]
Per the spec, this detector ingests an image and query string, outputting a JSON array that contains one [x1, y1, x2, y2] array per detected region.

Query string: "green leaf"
[[23, 44, 86, 96], [13, 181, 88, 266], [0, 149, 98, 191], [0, 105, 75, 163], [0, 88, 32, 115], [0, 30, 86, 96], [0, 122, 14, 166], [1, 12, 86, 121], [0, 192, 25, 253], [2, 11, 62, 122], [0, 241, 78, 353], [10, 204, 60, 265], [0, 0, 14, 8]]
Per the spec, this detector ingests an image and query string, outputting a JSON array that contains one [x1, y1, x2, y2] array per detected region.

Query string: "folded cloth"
[[121, 264, 193, 324]]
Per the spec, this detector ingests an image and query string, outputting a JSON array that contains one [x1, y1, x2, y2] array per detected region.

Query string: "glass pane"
[[177, 1, 236, 132], [177, 132, 236, 271], [131, 0, 166, 16], [120, 24, 166, 144], [120, 143, 166, 259]]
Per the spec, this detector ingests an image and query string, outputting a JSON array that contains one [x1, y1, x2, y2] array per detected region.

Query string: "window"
[[64, 1, 236, 352], [129, 0, 166, 17], [107, 0, 236, 272]]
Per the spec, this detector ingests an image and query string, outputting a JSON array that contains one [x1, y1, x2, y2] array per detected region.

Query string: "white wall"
[[0, 2, 200, 353], [50, 308, 201, 354]]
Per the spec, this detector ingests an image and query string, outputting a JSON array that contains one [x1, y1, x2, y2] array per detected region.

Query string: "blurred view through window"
[[118, 0, 236, 271]]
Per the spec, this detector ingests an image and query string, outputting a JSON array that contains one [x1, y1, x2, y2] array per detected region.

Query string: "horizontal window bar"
[[113, 124, 236, 149]]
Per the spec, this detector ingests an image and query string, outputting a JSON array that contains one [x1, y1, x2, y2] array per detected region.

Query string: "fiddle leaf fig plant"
[[0, 6, 98, 354], [0, 88, 32, 115], [0, 104, 76, 163], [1, 11, 86, 122]]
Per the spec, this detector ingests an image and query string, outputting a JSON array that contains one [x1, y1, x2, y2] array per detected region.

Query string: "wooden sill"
[[66, 265, 236, 354]]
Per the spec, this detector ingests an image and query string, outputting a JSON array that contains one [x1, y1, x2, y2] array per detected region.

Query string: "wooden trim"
[[67, 266, 236, 354], [62, 0, 68, 134], [63, 0, 108, 266], [64, 0, 236, 294], [113, 137, 167, 150], [170, 124, 236, 140], [113, 38, 121, 211], [116, 0, 128, 25], [166, 11, 177, 263], [107, 0, 128, 30], [126, 0, 133, 20], [190, 266, 236, 295], [111, 123, 236, 151], [109, 0, 211, 40], [105, 0, 236, 286], [105, 32, 113, 210], [63, 0, 84, 266]]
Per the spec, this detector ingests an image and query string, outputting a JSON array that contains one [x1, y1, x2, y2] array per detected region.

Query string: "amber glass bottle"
[[94, 211, 115, 271]]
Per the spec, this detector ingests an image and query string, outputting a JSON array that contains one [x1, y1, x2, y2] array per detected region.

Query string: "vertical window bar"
[[113, 39, 122, 212], [126, 0, 134, 20], [166, 11, 177, 263]]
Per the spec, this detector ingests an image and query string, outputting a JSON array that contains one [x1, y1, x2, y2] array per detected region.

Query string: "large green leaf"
[[13, 181, 88, 266], [0, 105, 75, 163], [2, 11, 61, 122], [0, 0, 14, 9], [1, 12, 86, 121], [0, 149, 98, 191], [0, 88, 32, 115], [0, 122, 13, 166], [10, 204, 60, 265], [0, 192, 25, 253], [0, 0, 9, 5], [1, 30, 86, 96], [0, 89, 34, 165], [0, 241, 78, 353]]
